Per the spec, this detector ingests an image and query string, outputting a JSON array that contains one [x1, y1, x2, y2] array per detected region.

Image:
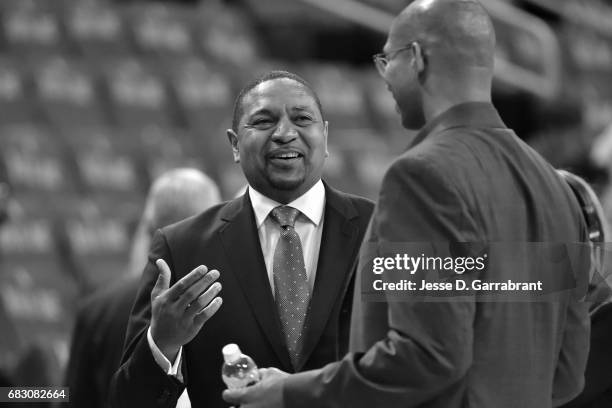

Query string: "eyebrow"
[[291, 106, 315, 113], [247, 108, 274, 118], [248, 105, 316, 117]]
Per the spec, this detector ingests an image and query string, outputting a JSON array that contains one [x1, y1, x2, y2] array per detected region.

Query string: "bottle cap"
[[222, 343, 241, 363]]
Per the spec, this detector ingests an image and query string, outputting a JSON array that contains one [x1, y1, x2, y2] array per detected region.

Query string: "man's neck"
[[423, 93, 491, 125], [422, 72, 492, 124]]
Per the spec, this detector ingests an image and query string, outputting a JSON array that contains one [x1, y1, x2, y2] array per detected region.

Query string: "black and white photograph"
[[0, 0, 611, 407]]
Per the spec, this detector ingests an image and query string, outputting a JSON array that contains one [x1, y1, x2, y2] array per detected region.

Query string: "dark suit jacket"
[[283, 102, 591, 408], [111, 183, 373, 408], [65, 276, 140, 408]]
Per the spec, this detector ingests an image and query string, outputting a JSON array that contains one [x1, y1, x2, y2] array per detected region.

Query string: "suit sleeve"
[[110, 230, 185, 408], [552, 299, 590, 407], [284, 157, 479, 407]]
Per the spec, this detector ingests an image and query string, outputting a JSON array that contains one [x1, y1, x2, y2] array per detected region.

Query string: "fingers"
[[177, 269, 220, 310], [194, 296, 223, 326], [222, 387, 246, 405], [151, 260, 222, 320], [222, 368, 283, 408], [166, 264, 209, 300], [151, 259, 171, 300], [184, 280, 222, 317]]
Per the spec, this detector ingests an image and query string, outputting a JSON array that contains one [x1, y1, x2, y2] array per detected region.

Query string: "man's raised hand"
[[150, 259, 223, 360]]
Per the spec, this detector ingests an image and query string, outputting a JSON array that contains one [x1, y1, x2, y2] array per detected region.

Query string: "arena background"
[[0, 0, 611, 390]]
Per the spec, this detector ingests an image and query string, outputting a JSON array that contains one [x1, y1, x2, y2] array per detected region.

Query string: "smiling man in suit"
[[111, 70, 374, 408]]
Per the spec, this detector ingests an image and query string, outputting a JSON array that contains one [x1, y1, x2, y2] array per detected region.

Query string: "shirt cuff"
[[147, 326, 184, 381]]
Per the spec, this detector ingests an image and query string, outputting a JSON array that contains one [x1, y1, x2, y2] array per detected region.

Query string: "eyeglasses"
[[372, 43, 416, 77]]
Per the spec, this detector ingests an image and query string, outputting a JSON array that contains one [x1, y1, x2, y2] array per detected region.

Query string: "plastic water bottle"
[[221, 343, 260, 389]]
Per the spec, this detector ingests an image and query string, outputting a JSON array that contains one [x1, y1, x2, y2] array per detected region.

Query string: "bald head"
[[145, 168, 221, 231], [128, 168, 221, 277], [382, 0, 496, 127], [392, 0, 495, 73]]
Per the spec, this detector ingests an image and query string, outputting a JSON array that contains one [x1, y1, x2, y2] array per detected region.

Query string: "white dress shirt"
[[248, 179, 326, 292], [147, 180, 326, 379]]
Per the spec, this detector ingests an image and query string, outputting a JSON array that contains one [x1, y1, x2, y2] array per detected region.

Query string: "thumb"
[[258, 367, 288, 381], [151, 259, 171, 299]]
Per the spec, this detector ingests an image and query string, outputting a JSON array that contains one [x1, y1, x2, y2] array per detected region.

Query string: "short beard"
[[267, 175, 306, 191]]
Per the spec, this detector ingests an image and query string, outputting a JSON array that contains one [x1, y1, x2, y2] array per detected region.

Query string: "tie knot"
[[270, 206, 300, 228]]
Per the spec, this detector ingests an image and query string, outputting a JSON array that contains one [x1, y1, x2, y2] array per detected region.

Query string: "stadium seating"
[[0, 0, 407, 333], [0, 2, 400, 323], [0, 217, 79, 380]]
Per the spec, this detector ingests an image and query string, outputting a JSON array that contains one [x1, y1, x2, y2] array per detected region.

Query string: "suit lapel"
[[218, 194, 293, 370], [297, 185, 360, 370]]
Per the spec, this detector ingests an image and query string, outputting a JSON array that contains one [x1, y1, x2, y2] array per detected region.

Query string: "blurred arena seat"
[[0, 56, 39, 124], [127, 3, 196, 60], [103, 56, 177, 129], [194, 2, 260, 67], [63, 1, 132, 64], [0, 3, 64, 60], [301, 64, 373, 131], [0, 124, 80, 217], [164, 56, 233, 131], [64, 127, 145, 219], [33, 56, 108, 127]]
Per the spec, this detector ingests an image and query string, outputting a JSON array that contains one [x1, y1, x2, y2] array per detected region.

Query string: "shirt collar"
[[409, 102, 506, 148], [248, 180, 326, 228]]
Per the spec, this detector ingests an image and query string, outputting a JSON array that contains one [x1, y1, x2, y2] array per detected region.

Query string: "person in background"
[[65, 168, 221, 408], [111, 70, 374, 408], [224, 1, 591, 407], [558, 170, 612, 408]]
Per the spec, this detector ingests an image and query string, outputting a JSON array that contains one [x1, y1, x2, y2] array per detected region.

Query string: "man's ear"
[[412, 42, 425, 75], [226, 129, 240, 163], [323, 120, 329, 157]]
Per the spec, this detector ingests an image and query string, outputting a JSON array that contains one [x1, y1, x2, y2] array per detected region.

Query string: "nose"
[[271, 118, 298, 144]]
